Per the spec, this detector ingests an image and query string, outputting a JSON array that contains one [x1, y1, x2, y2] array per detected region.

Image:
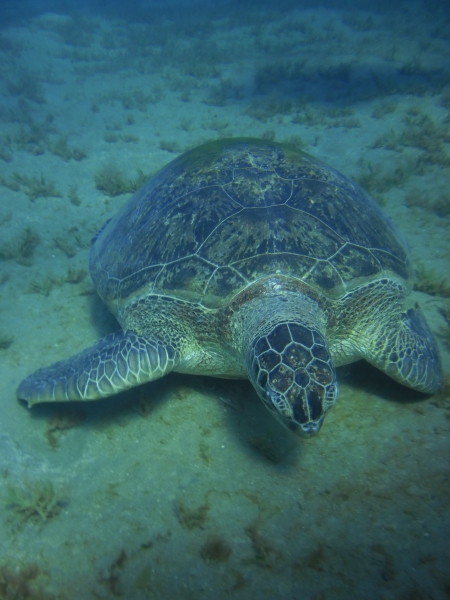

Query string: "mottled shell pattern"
[[90, 138, 410, 315]]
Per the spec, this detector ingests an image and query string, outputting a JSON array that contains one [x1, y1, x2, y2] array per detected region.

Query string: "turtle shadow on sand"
[[338, 361, 429, 404]]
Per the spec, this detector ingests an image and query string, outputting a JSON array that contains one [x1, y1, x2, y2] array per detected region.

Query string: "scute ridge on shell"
[[89, 138, 410, 312]]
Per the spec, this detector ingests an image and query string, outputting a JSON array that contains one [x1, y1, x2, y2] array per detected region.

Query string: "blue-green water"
[[0, 1, 449, 598]]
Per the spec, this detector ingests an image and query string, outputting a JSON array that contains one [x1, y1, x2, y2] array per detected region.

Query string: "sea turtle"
[[17, 138, 442, 435]]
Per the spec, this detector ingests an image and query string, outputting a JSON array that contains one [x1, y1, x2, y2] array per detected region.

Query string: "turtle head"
[[248, 320, 338, 435]]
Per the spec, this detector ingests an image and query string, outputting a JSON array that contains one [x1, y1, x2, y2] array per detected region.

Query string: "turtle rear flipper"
[[17, 331, 178, 406], [370, 307, 442, 394]]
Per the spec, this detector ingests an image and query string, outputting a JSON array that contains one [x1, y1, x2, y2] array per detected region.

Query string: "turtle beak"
[[299, 417, 324, 436], [284, 413, 325, 437]]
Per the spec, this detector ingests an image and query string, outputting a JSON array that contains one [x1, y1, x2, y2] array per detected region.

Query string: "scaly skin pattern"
[[17, 139, 442, 435], [17, 332, 178, 406], [17, 274, 441, 435]]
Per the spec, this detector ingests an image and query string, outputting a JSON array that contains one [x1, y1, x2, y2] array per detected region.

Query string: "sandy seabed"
[[0, 2, 449, 598]]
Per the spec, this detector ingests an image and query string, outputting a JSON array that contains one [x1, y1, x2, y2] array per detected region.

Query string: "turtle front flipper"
[[17, 331, 178, 407], [370, 307, 443, 394]]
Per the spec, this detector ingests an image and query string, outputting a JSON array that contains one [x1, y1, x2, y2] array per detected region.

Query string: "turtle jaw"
[[282, 411, 325, 437], [256, 370, 337, 437]]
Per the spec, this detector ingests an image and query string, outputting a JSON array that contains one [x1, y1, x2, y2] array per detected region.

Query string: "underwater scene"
[[0, 0, 449, 597]]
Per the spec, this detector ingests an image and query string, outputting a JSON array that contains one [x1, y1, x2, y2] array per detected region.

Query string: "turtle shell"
[[90, 138, 410, 313]]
